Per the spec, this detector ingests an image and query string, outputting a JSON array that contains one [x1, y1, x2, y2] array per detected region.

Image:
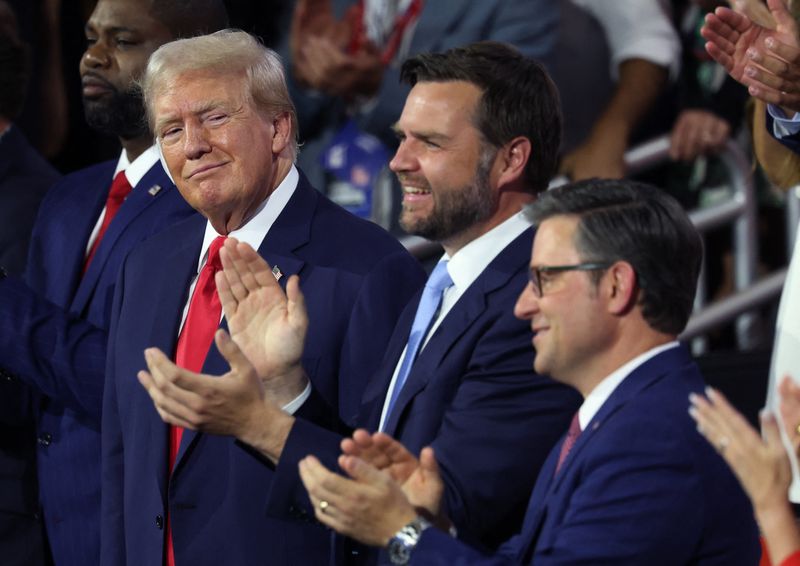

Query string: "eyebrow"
[[84, 24, 140, 35], [154, 100, 233, 132], [391, 123, 450, 144]]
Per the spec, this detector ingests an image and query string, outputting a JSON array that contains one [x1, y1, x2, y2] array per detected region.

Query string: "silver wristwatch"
[[387, 515, 432, 565]]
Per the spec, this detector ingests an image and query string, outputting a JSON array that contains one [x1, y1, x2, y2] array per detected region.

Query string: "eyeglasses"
[[528, 262, 612, 298]]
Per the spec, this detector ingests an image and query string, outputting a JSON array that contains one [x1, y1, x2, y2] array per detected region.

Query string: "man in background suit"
[[138, 41, 580, 565], [299, 179, 762, 564], [0, 0, 228, 563], [100, 30, 423, 565], [0, 3, 60, 564]]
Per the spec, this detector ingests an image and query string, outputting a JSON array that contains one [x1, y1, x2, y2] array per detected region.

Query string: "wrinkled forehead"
[[152, 68, 248, 117]]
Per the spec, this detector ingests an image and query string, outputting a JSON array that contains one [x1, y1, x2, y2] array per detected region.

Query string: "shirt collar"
[[443, 211, 530, 293], [578, 341, 680, 430], [196, 165, 299, 272], [113, 145, 161, 188]]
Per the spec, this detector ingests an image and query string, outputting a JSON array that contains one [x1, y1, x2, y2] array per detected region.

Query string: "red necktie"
[[83, 171, 132, 273], [555, 412, 582, 475], [166, 235, 226, 566]]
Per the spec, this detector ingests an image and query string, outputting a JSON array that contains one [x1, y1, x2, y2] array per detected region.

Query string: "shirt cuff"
[[768, 103, 800, 138], [281, 381, 311, 415]]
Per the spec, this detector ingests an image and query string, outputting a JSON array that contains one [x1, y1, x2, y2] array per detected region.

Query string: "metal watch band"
[[387, 515, 432, 565]]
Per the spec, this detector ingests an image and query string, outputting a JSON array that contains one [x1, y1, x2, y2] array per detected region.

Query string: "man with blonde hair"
[[101, 30, 423, 565]]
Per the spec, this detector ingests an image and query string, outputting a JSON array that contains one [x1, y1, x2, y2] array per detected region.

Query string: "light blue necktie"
[[383, 260, 453, 425]]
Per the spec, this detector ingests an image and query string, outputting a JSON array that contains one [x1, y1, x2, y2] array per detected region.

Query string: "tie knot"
[[108, 171, 133, 202], [205, 236, 227, 271], [426, 261, 453, 293]]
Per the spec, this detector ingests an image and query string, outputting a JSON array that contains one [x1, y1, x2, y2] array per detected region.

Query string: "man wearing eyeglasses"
[[296, 178, 761, 564]]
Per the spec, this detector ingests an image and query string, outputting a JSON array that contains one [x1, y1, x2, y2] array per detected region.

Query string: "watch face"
[[388, 539, 411, 565]]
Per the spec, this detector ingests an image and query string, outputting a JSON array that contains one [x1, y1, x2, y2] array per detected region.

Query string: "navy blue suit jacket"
[[0, 158, 195, 565], [410, 346, 761, 565], [0, 125, 60, 566], [268, 228, 580, 562], [100, 174, 424, 565]]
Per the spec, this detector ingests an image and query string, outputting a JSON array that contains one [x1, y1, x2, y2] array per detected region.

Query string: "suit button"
[[38, 433, 52, 447], [0, 367, 14, 381], [155, 515, 164, 530]]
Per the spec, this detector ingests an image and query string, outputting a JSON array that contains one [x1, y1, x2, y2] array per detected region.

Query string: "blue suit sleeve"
[[0, 276, 107, 421]]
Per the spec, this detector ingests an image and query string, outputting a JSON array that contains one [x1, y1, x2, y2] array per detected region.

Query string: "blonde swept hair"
[[141, 29, 299, 160]]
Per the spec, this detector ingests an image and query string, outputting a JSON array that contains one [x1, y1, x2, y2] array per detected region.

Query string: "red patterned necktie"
[[83, 171, 132, 273], [166, 235, 226, 566], [555, 412, 582, 475]]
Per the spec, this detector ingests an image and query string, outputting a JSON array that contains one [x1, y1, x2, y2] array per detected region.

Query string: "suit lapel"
[[141, 217, 204, 490], [381, 229, 532, 435], [53, 162, 116, 309], [523, 346, 692, 555], [381, 282, 487, 435], [172, 176, 318, 473], [549, 346, 690, 488], [73, 164, 174, 314], [359, 299, 419, 428], [515, 445, 561, 563]]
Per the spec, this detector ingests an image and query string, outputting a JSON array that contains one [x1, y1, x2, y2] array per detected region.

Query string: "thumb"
[[340, 455, 386, 485], [215, 329, 256, 379], [767, 0, 795, 31], [419, 447, 440, 481], [286, 275, 308, 329]]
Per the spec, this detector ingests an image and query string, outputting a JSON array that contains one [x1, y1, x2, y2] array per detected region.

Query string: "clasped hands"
[[137, 238, 308, 459], [299, 429, 447, 547], [703, 0, 800, 114]]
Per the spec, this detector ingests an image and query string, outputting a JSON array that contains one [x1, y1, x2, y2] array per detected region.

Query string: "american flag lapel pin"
[[148, 184, 162, 196], [272, 265, 283, 281]]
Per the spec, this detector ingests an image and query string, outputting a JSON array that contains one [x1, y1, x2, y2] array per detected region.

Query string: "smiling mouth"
[[187, 163, 226, 179]]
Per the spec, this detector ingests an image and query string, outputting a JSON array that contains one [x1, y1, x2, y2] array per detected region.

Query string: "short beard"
[[400, 145, 497, 242], [83, 85, 149, 140]]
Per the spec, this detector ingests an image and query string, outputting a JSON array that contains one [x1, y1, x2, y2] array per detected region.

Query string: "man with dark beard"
[[137, 41, 582, 565], [0, 0, 227, 564]]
